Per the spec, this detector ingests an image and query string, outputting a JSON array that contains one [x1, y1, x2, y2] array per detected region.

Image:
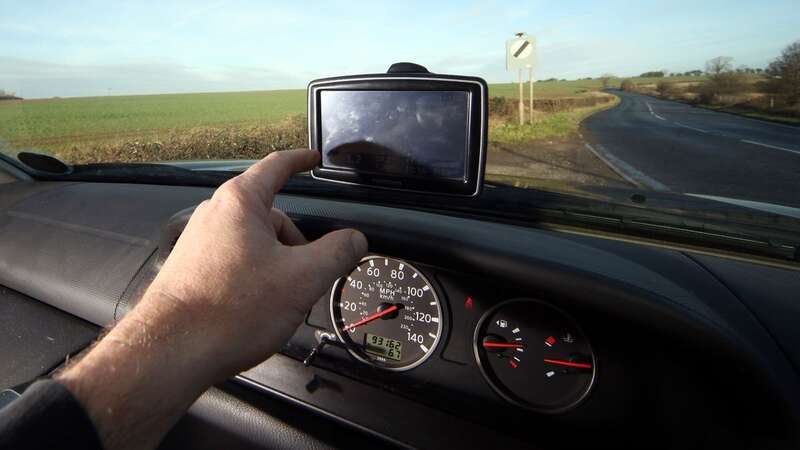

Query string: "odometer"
[[331, 256, 442, 370]]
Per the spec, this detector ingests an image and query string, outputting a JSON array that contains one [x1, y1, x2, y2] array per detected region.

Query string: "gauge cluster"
[[306, 255, 601, 416]]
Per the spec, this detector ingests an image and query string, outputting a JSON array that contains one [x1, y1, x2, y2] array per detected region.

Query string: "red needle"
[[543, 358, 593, 369], [343, 305, 399, 331], [482, 342, 526, 349]]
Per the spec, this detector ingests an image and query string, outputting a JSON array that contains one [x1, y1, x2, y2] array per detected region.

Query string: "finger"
[[290, 229, 368, 301], [239, 149, 320, 207], [269, 208, 307, 246]]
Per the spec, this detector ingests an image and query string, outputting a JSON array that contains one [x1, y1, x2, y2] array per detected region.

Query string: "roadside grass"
[[629, 75, 800, 127], [489, 95, 620, 144], [700, 105, 800, 126]]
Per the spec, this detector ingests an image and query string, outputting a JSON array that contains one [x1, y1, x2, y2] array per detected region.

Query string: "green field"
[[0, 76, 702, 157], [0, 89, 305, 147]]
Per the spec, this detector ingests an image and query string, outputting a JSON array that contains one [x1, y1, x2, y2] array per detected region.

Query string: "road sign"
[[506, 34, 536, 70]]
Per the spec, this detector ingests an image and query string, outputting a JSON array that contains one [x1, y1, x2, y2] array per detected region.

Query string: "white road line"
[[583, 143, 670, 191], [646, 102, 666, 121], [740, 139, 800, 156], [674, 122, 708, 133]]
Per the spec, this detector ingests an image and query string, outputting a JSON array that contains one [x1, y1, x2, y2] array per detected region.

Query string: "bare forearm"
[[56, 292, 219, 450]]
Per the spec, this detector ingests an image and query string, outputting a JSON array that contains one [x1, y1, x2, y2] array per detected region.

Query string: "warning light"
[[545, 336, 556, 347], [464, 297, 474, 309]]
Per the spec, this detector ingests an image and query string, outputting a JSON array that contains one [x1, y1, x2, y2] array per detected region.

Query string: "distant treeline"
[[0, 90, 22, 101], [621, 40, 800, 118]]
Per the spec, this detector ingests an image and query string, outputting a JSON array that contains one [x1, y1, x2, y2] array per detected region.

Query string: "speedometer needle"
[[543, 359, 593, 369], [343, 305, 399, 331]]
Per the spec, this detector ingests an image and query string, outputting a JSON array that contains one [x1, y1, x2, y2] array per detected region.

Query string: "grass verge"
[[700, 105, 800, 126], [489, 95, 620, 144]]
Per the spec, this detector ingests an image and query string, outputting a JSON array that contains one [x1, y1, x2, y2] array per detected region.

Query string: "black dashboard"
[[1, 180, 799, 449]]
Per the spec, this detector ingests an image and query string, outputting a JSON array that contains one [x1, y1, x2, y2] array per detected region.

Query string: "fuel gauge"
[[474, 299, 596, 413]]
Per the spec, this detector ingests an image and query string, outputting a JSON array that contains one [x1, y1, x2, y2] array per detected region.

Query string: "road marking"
[[674, 122, 709, 133], [646, 102, 666, 121], [583, 143, 670, 191], [740, 139, 800, 156]]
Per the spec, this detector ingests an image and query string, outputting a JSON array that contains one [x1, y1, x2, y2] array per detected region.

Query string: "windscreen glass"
[[320, 90, 469, 180]]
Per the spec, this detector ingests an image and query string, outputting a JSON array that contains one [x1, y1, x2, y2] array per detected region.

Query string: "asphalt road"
[[582, 90, 800, 207]]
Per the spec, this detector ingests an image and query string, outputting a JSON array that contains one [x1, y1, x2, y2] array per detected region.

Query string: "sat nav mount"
[[308, 63, 488, 196]]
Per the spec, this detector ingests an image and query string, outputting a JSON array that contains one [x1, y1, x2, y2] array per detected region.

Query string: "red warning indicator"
[[464, 297, 474, 309], [545, 336, 556, 347]]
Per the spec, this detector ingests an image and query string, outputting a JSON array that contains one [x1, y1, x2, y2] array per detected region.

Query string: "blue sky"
[[1, 0, 797, 98]]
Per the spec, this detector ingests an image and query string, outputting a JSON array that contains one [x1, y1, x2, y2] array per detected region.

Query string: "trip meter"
[[331, 256, 442, 371]]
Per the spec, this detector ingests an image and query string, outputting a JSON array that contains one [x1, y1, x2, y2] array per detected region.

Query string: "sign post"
[[529, 67, 534, 124], [518, 69, 524, 124], [506, 33, 536, 126]]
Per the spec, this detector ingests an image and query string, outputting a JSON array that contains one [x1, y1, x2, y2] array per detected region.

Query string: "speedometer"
[[330, 256, 442, 371]]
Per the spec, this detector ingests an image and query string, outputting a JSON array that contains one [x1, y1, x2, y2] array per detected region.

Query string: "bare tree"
[[705, 56, 733, 75], [767, 40, 800, 111], [599, 73, 615, 89]]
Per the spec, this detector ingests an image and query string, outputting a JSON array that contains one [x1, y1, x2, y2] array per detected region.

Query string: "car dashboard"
[[1, 180, 799, 449]]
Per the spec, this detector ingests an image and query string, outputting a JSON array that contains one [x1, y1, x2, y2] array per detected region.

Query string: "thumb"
[[291, 228, 368, 300]]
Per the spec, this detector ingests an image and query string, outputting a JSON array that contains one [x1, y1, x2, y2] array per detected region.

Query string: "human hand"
[[57, 149, 367, 450], [145, 148, 368, 377]]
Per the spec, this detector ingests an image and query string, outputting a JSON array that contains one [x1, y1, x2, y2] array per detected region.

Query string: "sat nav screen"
[[319, 90, 470, 180]]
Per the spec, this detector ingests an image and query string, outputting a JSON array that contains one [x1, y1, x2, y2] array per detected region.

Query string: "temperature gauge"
[[474, 299, 596, 413]]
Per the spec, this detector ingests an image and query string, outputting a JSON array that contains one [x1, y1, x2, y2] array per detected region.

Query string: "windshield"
[[1, 1, 798, 213]]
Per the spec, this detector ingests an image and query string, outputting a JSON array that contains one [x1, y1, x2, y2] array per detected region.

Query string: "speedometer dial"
[[330, 256, 442, 371]]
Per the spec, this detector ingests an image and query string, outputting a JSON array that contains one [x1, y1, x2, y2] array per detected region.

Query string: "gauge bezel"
[[473, 298, 597, 414], [330, 255, 444, 372]]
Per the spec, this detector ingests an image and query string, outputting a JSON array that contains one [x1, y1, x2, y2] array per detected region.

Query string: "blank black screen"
[[320, 90, 470, 180]]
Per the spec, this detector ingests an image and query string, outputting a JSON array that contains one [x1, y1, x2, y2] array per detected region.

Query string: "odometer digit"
[[331, 256, 442, 371]]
